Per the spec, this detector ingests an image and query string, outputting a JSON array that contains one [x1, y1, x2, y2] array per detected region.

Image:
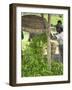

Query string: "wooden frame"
[[9, 3, 70, 86]]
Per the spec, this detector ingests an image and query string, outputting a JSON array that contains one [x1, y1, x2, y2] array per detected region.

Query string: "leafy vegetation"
[[21, 33, 63, 77]]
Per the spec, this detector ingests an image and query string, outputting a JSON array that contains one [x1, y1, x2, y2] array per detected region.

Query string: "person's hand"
[[52, 34, 57, 40]]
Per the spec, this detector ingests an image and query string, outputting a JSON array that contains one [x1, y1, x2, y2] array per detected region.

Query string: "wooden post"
[[46, 14, 51, 71]]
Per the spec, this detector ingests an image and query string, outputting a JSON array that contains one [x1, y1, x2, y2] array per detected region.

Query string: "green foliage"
[[21, 33, 63, 77], [51, 61, 63, 75], [22, 52, 63, 77]]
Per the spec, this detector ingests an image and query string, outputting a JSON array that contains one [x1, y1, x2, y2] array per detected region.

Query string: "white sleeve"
[[56, 33, 63, 40], [56, 34, 60, 40], [56, 33, 63, 45]]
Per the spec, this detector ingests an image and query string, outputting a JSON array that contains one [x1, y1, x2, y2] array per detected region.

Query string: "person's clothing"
[[59, 45, 63, 62], [56, 32, 63, 45], [56, 32, 63, 62]]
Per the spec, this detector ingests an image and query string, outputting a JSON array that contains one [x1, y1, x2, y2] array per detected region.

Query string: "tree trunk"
[[46, 14, 51, 71], [41, 13, 51, 70]]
